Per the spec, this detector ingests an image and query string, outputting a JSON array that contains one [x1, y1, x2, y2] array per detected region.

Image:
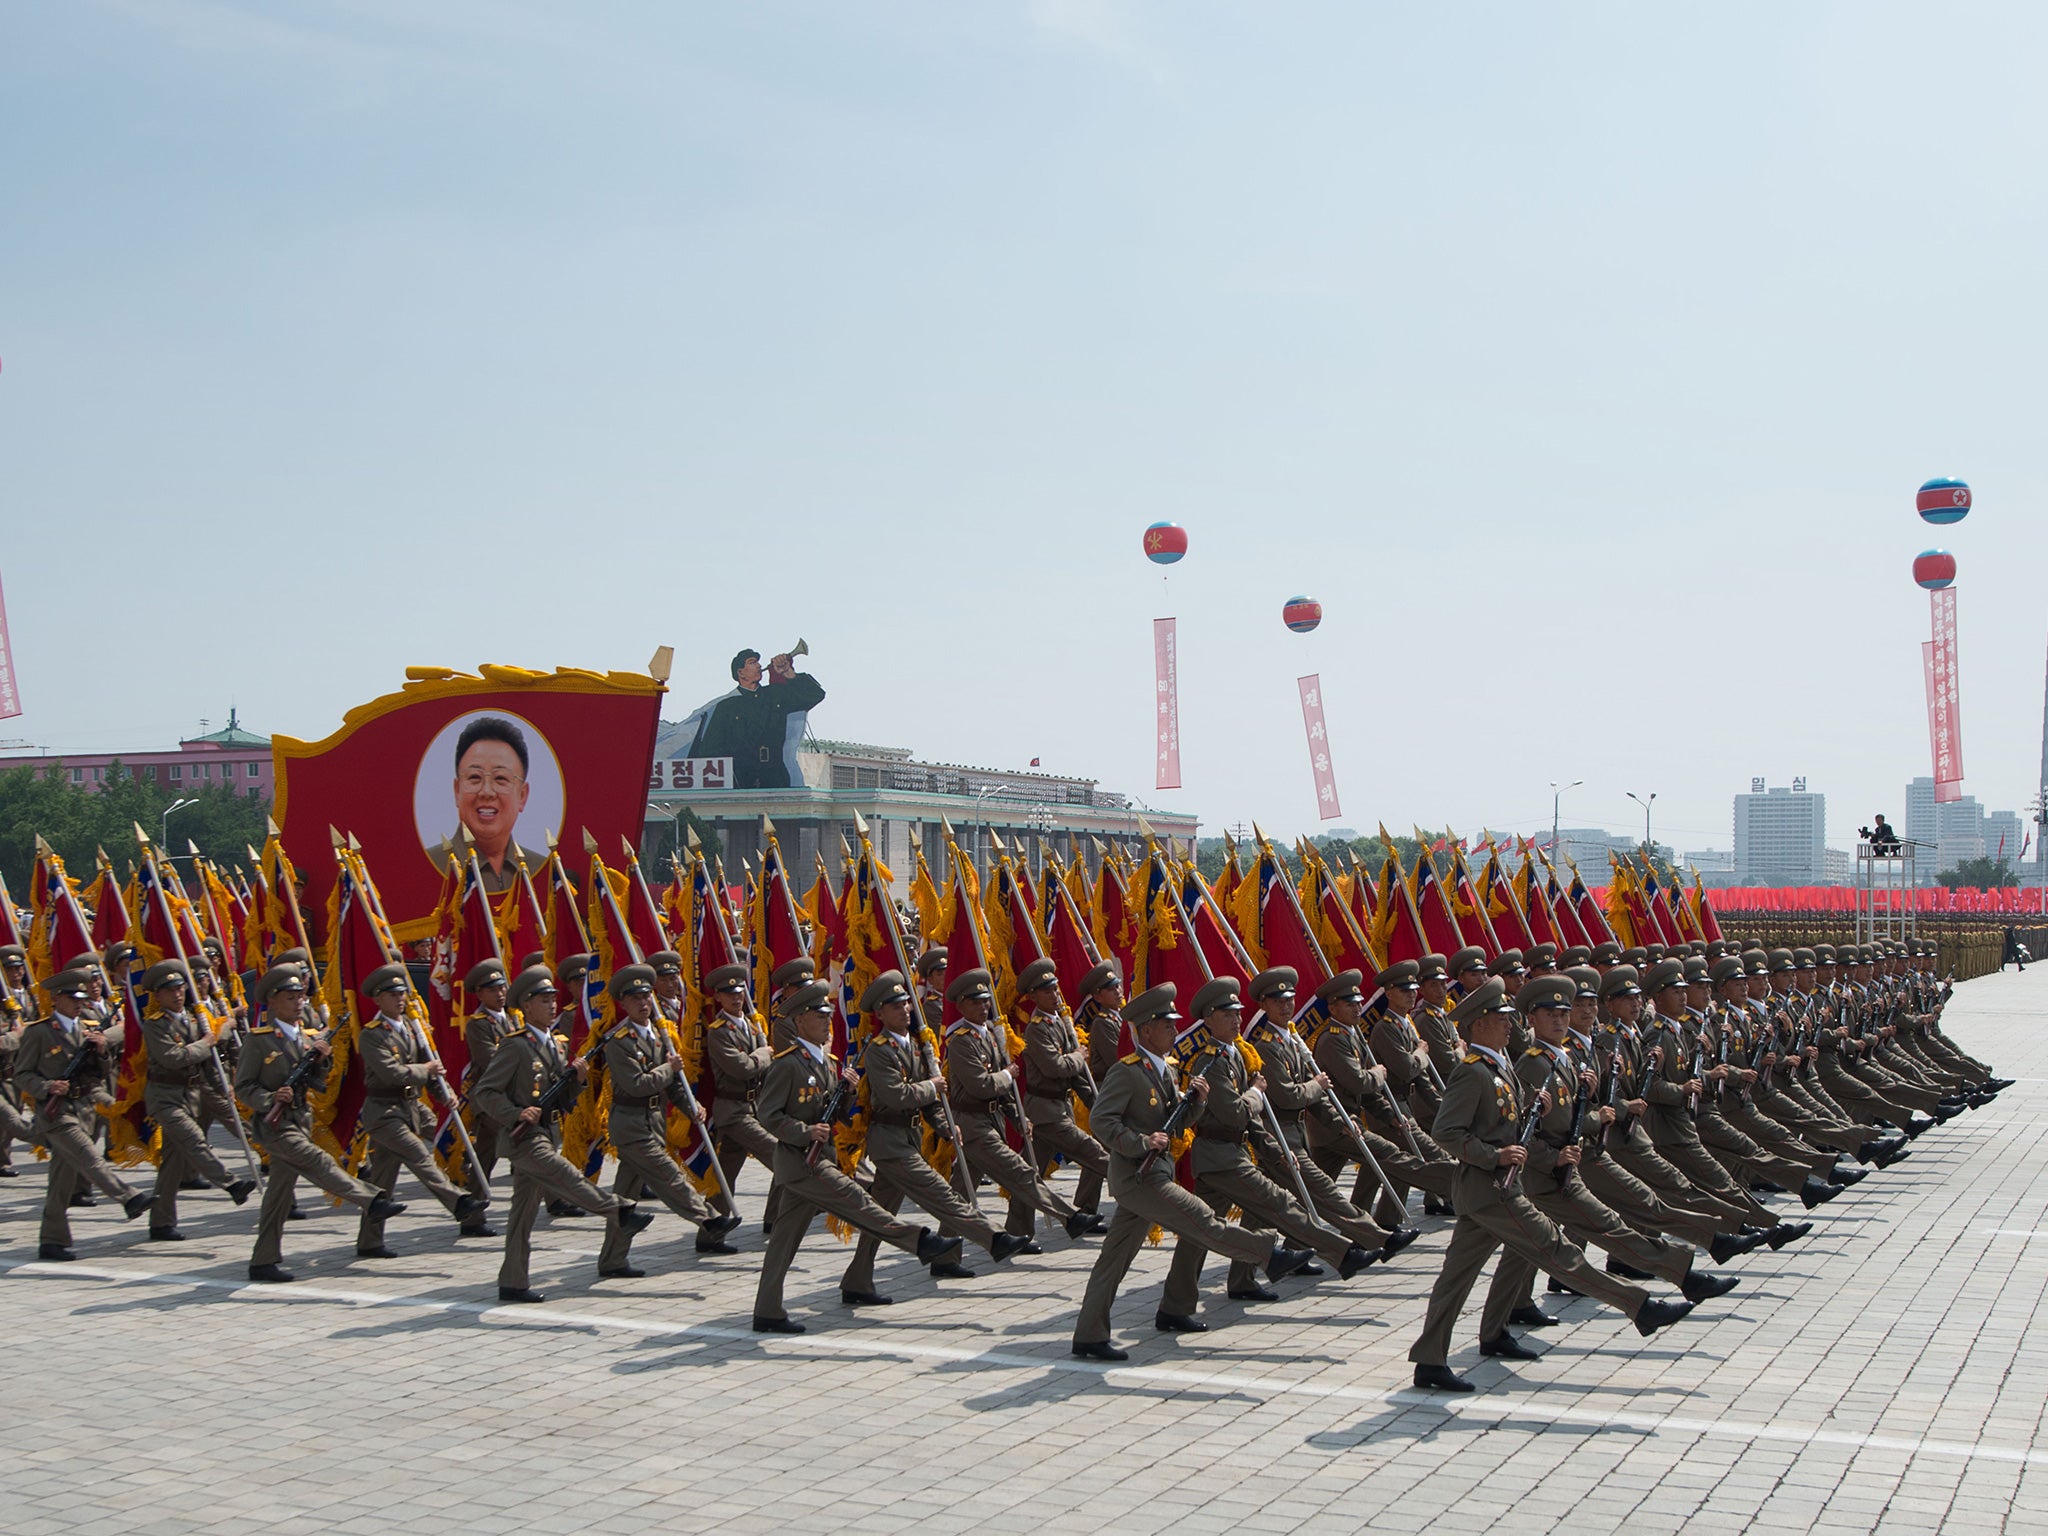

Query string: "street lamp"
[[1549, 780, 1582, 865], [646, 801, 684, 867], [161, 797, 196, 848], [972, 781, 1012, 869], [1626, 791, 1657, 857]]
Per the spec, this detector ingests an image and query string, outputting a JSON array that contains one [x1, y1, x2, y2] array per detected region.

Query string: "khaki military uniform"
[[1409, 1047, 1651, 1366], [1595, 1018, 1754, 1232], [461, 1006, 513, 1205], [140, 1008, 238, 1229], [1369, 1001, 1444, 1125], [474, 1026, 625, 1290], [841, 1028, 999, 1294], [945, 1017, 1078, 1239], [1414, 1002, 1464, 1088], [1637, 1010, 1775, 1225], [354, 1011, 469, 1251], [1304, 1012, 1455, 1226], [0, 982, 36, 1168], [237, 1022, 381, 1268], [1073, 1049, 1275, 1345], [1020, 1003, 1109, 1215], [752, 1044, 926, 1323], [598, 1017, 716, 1271], [705, 1008, 783, 1228], [15, 1012, 140, 1247]]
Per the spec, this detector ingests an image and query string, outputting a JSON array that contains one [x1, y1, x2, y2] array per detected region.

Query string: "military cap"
[[648, 949, 685, 977], [1189, 976, 1243, 1017], [40, 968, 90, 999], [0, 943, 24, 965], [277, 947, 312, 970], [508, 966, 557, 1006], [1765, 948, 1795, 973], [1449, 977, 1513, 1025], [1561, 945, 1592, 967], [1742, 951, 1770, 977], [607, 963, 657, 1001], [1565, 965, 1601, 1000], [945, 967, 995, 1005], [104, 941, 139, 968], [1017, 958, 1060, 994], [1525, 943, 1559, 969], [1448, 945, 1489, 977], [362, 962, 410, 999], [860, 970, 911, 1013], [1124, 984, 1180, 1027], [1375, 959, 1421, 989], [465, 959, 509, 993], [1645, 957, 1689, 994], [518, 951, 546, 973], [557, 953, 594, 986], [1620, 945, 1649, 968], [1316, 969, 1366, 1005], [1516, 976, 1576, 1013], [1590, 941, 1623, 966], [200, 935, 225, 956], [142, 960, 191, 993], [770, 958, 815, 990], [1793, 947, 1817, 968], [1682, 957, 1710, 985], [914, 949, 949, 978], [1080, 959, 1122, 996], [776, 979, 834, 1018], [705, 963, 749, 993], [1417, 953, 1450, 982], [1248, 966, 1298, 1001], [72, 950, 104, 973], [1710, 956, 1748, 986], [254, 963, 308, 1004], [1490, 950, 1528, 978], [1598, 964, 1643, 1001], [1643, 944, 1668, 965], [1704, 939, 1736, 960], [1814, 943, 1838, 963]]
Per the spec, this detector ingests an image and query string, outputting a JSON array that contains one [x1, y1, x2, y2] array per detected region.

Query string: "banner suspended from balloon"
[[1928, 586, 1964, 804], [0, 571, 20, 721], [1297, 673, 1341, 821], [1154, 617, 1181, 791]]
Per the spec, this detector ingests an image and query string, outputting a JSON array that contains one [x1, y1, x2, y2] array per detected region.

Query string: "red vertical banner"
[[0, 571, 21, 720], [1154, 617, 1181, 790], [1929, 587, 1964, 802], [1297, 673, 1342, 821], [1921, 640, 1940, 796]]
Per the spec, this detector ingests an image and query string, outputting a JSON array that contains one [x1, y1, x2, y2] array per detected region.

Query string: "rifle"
[[511, 1025, 618, 1143], [1497, 1091, 1545, 1191], [263, 1036, 327, 1129], [1138, 1052, 1226, 1178], [806, 1062, 855, 1169], [41, 1033, 103, 1118], [1598, 1042, 1625, 1149]]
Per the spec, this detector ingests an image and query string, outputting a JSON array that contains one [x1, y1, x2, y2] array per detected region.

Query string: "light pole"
[[161, 796, 196, 849], [1549, 780, 1582, 864], [973, 781, 1012, 871], [646, 801, 683, 866], [1626, 791, 1657, 858]]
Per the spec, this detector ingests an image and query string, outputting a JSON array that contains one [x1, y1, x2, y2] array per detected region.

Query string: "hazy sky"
[[5, 3, 2046, 853]]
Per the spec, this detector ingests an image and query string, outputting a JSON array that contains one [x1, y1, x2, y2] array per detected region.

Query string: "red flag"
[[808, 854, 845, 967], [1131, 848, 1213, 1002], [1448, 848, 1501, 957], [29, 844, 95, 977], [620, 842, 672, 961], [1183, 864, 1253, 988], [496, 857, 550, 969], [1097, 855, 1136, 985], [1478, 852, 1529, 954], [1249, 847, 1331, 998], [1305, 856, 1382, 979], [748, 831, 810, 1007], [1040, 857, 1103, 1000], [1372, 849, 1428, 967], [1694, 876, 1723, 943], [1347, 852, 1377, 933], [1411, 850, 1465, 958], [0, 868, 21, 953], [1568, 862, 1613, 945], [542, 849, 591, 971]]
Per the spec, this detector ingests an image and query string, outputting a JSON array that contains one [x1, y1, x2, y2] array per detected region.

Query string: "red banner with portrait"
[[272, 663, 667, 942]]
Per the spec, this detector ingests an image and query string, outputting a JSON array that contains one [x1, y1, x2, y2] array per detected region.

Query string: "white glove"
[[993, 1068, 1013, 1089]]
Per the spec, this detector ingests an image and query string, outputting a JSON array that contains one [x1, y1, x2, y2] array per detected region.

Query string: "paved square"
[[3, 973, 2043, 1535]]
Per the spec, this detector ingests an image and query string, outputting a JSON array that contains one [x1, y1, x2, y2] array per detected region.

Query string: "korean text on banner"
[[1297, 673, 1342, 821], [0, 572, 20, 720], [1154, 617, 1181, 791], [1929, 588, 1964, 803]]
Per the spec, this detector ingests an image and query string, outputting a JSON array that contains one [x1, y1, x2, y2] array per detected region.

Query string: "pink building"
[[0, 708, 274, 800]]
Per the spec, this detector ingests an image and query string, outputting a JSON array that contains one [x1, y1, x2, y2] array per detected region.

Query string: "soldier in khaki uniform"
[[14, 968, 151, 1257], [0, 943, 35, 1176], [544, 953, 599, 1221], [1016, 958, 1111, 1227], [943, 967, 1089, 1245], [138, 960, 257, 1238], [353, 964, 488, 1256], [1157, 977, 1379, 1327], [1071, 959, 1126, 1213], [767, 957, 817, 1053], [596, 963, 743, 1277], [458, 958, 514, 1235], [1416, 951, 1471, 1091], [183, 949, 248, 1150], [238, 966, 401, 1283], [1071, 984, 1313, 1360], [475, 965, 649, 1302], [913, 950, 948, 1035], [1408, 979, 1697, 1393], [1368, 957, 1447, 1129], [702, 962, 783, 1232], [751, 980, 962, 1333], [839, 971, 1030, 1301]]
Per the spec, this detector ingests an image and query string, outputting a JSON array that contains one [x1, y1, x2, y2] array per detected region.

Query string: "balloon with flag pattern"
[[1917, 477, 1971, 525], [1913, 550, 1956, 590], [1143, 522, 1187, 564], [1282, 595, 1322, 634]]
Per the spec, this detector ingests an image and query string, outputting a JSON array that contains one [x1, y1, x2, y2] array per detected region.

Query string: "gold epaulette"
[[249, 1025, 276, 1036], [772, 1045, 800, 1058], [1460, 1051, 1484, 1064], [1521, 1046, 1546, 1057], [1119, 1051, 1141, 1066]]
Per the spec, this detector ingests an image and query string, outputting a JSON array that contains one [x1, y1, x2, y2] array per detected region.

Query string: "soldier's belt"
[[1195, 1126, 1242, 1142], [1025, 1084, 1073, 1099], [613, 1094, 661, 1110], [146, 1072, 199, 1087], [365, 1090, 417, 1104], [871, 1110, 920, 1127]]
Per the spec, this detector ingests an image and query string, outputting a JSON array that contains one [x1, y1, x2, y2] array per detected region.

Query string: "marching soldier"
[[1071, 983, 1314, 1360], [458, 957, 515, 1236], [0, 943, 35, 1176], [15, 967, 152, 1258], [596, 963, 743, 1278], [703, 962, 784, 1231], [751, 980, 964, 1333], [944, 967, 1091, 1245], [545, 953, 598, 1220], [1157, 977, 1381, 1326], [1408, 978, 1697, 1393], [353, 964, 489, 1258], [1072, 959, 1127, 1213], [139, 959, 257, 1239], [767, 957, 817, 1052], [474, 965, 650, 1303], [838, 971, 1030, 1302], [1416, 951, 1471, 1090], [1368, 956, 1447, 1127], [237, 965, 402, 1283], [913, 949, 949, 1033], [1015, 959, 1112, 1229]]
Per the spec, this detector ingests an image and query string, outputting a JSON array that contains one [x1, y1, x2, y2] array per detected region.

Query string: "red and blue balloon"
[[1143, 522, 1187, 564], [1282, 596, 1323, 634], [1917, 478, 1971, 525], [1913, 550, 1956, 590]]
